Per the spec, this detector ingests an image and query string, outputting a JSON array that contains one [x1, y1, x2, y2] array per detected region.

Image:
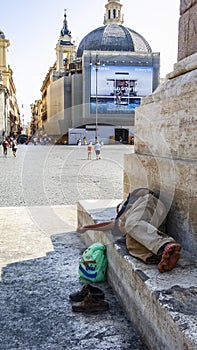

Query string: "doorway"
[[115, 128, 129, 144]]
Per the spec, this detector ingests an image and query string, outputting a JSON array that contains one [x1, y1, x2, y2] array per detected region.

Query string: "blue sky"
[[0, 0, 180, 122]]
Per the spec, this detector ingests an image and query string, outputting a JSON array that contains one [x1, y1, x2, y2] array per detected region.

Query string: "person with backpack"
[[76, 188, 182, 273]]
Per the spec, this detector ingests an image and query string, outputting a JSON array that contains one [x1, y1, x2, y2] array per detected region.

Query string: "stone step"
[[77, 199, 197, 350]]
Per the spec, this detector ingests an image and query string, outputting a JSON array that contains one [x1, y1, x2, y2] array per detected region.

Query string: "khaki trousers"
[[124, 194, 175, 262]]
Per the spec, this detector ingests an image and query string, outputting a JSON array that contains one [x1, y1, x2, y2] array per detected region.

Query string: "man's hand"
[[76, 226, 87, 234]]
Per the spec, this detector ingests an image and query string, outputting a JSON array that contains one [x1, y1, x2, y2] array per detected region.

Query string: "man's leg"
[[125, 220, 181, 272], [126, 234, 158, 262], [126, 220, 175, 254]]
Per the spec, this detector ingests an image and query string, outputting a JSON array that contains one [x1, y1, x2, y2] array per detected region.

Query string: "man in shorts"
[[94, 140, 102, 160]]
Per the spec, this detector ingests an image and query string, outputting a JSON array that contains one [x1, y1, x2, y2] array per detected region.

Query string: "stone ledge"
[[166, 53, 197, 79], [78, 199, 197, 350]]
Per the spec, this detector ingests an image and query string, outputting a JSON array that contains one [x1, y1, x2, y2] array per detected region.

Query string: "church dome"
[[77, 23, 152, 57]]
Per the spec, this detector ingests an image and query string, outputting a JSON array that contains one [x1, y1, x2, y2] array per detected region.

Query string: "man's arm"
[[76, 220, 115, 234]]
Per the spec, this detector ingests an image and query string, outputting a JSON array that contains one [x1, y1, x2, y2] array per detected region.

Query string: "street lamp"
[[90, 54, 100, 141], [95, 54, 99, 140], [90, 54, 103, 141]]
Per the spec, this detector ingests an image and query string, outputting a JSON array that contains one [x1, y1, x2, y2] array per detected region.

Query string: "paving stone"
[[0, 144, 147, 349]]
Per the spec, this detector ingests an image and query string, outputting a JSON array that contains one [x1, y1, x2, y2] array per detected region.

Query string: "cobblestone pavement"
[[0, 144, 148, 350], [0, 143, 133, 207]]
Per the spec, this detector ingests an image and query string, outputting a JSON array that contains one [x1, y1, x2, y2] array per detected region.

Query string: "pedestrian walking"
[[83, 136, 87, 145], [2, 139, 9, 157], [94, 140, 102, 160], [12, 140, 18, 157], [33, 137, 38, 145], [87, 141, 93, 160], [77, 138, 81, 147]]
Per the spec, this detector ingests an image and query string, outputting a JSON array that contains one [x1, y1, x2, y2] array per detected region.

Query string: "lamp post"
[[95, 54, 100, 141], [95, 62, 98, 140], [90, 54, 101, 141]]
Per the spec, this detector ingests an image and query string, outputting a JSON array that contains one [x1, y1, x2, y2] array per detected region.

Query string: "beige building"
[[30, 99, 43, 136], [0, 30, 21, 139]]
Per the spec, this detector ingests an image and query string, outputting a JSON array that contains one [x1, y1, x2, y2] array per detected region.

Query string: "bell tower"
[[56, 9, 76, 74], [103, 0, 124, 25]]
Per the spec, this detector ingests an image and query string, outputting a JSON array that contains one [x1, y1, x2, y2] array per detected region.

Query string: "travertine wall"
[[124, 153, 197, 252], [124, 1, 197, 253], [178, 0, 197, 60]]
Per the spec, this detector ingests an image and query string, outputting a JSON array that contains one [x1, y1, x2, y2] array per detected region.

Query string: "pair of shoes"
[[69, 283, 104, 302], [70, 284, 109, 313], [157, 243, 182, 273], [72, 293, 109, 313]]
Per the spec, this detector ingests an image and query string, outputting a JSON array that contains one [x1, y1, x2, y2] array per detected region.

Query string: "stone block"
[[78, 200, 197, 350], [178, 2, 197, 60], [168, 52, 197, 79], [180, 0, 197, 15], [134, 68, 197, 160], [124, 153, 197, 253]]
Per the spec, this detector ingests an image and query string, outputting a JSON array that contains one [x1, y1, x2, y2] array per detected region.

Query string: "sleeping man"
[[76, 188, 181, 273]]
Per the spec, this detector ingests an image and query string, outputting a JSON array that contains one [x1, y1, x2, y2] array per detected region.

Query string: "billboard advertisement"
[[90, 65, 153, 114]]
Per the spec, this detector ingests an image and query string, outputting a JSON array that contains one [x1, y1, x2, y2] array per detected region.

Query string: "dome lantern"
[[104, 0, 124, 25]]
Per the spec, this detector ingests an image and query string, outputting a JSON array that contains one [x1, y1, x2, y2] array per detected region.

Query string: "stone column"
[[178, 0, 197, 60], [124, 0, 197, 253]]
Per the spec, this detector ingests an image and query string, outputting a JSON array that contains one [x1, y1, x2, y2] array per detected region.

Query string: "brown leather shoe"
[[72, 293, 109, 313], [158, 243, 181, 273], [69, 284, 104, 302]]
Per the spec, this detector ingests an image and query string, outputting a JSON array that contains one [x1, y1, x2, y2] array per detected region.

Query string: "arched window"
[[108, 9, 111, 19], [113, 9, 116, 18]]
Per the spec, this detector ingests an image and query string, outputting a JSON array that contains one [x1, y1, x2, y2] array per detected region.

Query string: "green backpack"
[[78, 242, 108, 282]]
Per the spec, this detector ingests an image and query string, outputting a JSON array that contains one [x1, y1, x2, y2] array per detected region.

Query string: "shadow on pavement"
[[0, 231, 147, 350]]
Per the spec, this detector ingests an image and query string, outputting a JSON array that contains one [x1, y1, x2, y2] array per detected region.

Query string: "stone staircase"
[[78, 199, 197, 350]]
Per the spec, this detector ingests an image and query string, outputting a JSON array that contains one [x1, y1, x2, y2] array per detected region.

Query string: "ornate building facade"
[[0, 30, 21, 140], [31, 0, 160, 144]]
